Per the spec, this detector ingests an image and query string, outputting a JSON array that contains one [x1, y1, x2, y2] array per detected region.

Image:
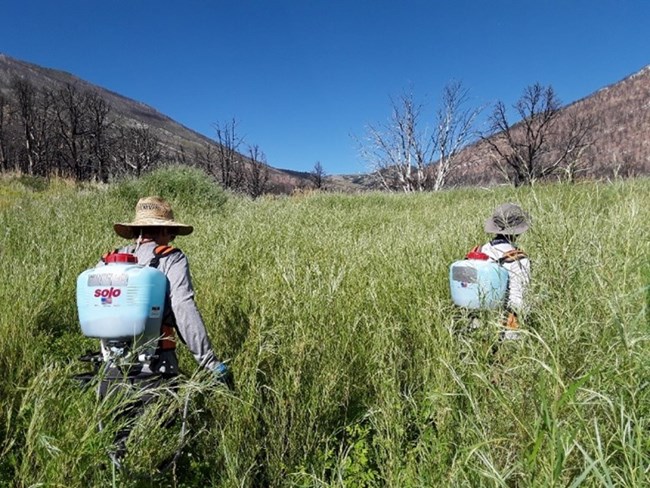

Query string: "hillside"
[[0, 53, 310, 192], [1, 53, 649, 191], [450, 65, 650, 186]]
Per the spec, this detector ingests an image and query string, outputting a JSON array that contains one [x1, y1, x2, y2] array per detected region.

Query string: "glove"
[[501, 312, 521, 341], [212, 362, 234, 390], [505, 312, 519, 330]]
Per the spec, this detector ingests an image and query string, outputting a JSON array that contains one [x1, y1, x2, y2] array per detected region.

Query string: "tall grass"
[[0, 169, 648, 486]]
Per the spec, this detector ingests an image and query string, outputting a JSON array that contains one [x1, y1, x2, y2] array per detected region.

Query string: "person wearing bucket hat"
[[467, 202, 532, 339], [104, 196, 231, 384]]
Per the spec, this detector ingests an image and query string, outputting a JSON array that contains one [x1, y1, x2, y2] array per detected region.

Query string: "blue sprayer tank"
[[76, 253, 167, 342], [449, 251, 509, 310]]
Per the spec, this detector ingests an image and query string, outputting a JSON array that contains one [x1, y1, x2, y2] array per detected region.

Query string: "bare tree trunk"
[[86, 91, 112, 182], [431, 81, 481, 191], [310, 161, 326, 189], [246, 145, 270, 198], [360, 83, 480, 192], [482, 84, 597, 186], [12, 78, 38, 175], [0, 94, 11, 172], [361, 91, 430, 192], [213, 118, 245, 191]]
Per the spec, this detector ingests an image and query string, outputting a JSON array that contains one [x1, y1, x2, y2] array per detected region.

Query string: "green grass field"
[[0, 168, 648, 487]]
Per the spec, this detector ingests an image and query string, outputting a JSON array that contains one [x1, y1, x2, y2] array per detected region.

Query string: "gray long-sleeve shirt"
[[100, 241, 219, 374]]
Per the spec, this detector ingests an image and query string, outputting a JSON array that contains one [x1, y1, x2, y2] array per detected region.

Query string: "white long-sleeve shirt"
[[478, 238, 531, 314]]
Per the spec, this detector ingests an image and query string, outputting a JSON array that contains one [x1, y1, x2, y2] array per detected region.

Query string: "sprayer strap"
[[497, 249, 528, 265], [149, 245, 181, 269], [159, 324, 177, 351]]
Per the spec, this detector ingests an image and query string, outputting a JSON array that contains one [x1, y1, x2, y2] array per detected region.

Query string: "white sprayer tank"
[[77, 253, 167, 342], [449, 251, 509, 310]]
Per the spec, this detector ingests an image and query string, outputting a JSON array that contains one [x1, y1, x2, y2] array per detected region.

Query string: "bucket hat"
[[484, 203, 530, 235], [114, 196, 193, 239]]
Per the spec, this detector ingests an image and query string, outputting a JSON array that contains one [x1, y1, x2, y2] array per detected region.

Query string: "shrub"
[[110, 165, 228, 211]]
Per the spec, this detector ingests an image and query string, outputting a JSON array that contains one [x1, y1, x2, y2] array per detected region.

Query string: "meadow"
[[0, 168, 648, 487]]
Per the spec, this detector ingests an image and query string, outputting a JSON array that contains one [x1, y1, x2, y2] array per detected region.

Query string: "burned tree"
[[310, 161, 326, 189], [213, 118, 245, 191], [431, 81, 481, 190], [12, 78, 40, 175], [86, 91, 113, 182], [360, 82, 480, 192], [246, 145, 270, 198], [483, 83, 596, 186], [361, 90, 428, 192], [0, 93, 15, 172], [52, 83, 92, 179], [114, 124, 163, 177]]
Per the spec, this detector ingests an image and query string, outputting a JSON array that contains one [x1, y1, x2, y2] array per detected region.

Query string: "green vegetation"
[[0, 168, 648, 487]]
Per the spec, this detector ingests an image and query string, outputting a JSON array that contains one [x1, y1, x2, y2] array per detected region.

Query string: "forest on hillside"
[[0, 78, 277, 196]]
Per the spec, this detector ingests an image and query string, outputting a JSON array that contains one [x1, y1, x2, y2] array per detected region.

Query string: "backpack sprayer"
[[76, 252, 167, 367], [75, 252, 191, 472], [449, 250, 508, 310]]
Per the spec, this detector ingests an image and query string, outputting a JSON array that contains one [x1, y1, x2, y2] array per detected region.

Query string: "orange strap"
[[498, 249, 528, 264], [159, 324, 177, 351], [154, 245, 176, 256], [150, 245, 181, 269]]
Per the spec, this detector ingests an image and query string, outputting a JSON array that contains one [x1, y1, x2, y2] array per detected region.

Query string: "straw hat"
[[114, 196, 194, 239], [484, 203, 530, 235]]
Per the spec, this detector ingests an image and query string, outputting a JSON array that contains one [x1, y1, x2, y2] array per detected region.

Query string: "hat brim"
[[484, 218, 529, 235], [114, 221, 194, 239]]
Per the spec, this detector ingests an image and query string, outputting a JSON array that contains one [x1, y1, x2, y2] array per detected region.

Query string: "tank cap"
[[105, 253, 138, 264], [466, 251, 490, 260]]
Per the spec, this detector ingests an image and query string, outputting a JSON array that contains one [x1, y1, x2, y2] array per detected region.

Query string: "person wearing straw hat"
[[106, 196, 231, 383], [468, 202, 532, 339]]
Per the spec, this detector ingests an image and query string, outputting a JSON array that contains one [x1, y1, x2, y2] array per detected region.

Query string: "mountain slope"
[[0, 53, 310, 191], [2, 53, 648, 191], [450, 65, 650, 186]]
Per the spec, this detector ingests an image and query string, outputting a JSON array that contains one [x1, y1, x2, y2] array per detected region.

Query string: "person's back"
[[476, 236, 530, 316], [106, 239, 219, 376]]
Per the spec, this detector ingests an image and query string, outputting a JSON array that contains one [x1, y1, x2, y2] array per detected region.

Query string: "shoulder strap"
[[149, 245, 181, 269], [497, 249, 528, 265]]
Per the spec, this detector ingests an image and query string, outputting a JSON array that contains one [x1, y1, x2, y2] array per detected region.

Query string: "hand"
[[505, 312, 519, 330], [212, 362, 234, 390], [501, 312, 521, 341]]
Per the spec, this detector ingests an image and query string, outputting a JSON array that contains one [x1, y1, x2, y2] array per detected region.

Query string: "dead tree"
[[115, 124, 162, 177], [431, 81, 481, 190], [310, 161, 326, 189], [246, 145, 270, 198], [557, 111, 597, 183], [360, 82, 480, 192], [86, 91, 113, 182], [0, 94, 13, 172], [12, 78, 39, 175], [213, 118, 245, 191], [482, 83, 596, 186], [361, 90, 428, 192], [52, 83, 92, 179]]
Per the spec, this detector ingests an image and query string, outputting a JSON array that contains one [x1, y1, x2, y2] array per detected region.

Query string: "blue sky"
[[1, 1, 648, 175]]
